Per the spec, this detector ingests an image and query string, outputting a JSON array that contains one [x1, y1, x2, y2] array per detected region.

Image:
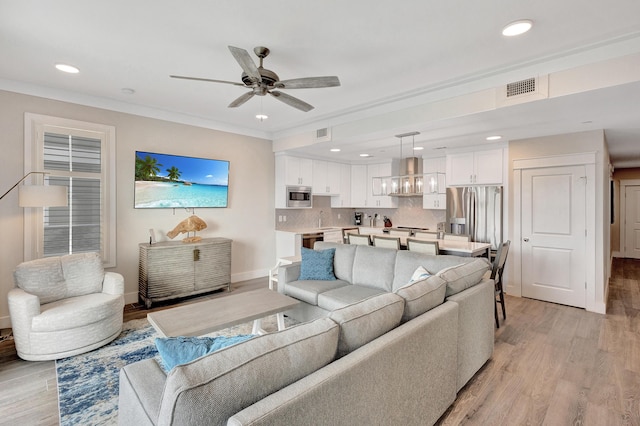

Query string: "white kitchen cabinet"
[[367, 162, 397, 208], [280, 155, 313, 186], [331, 163, 351, 208], [423, 156, 446, 210], [275, 155, 314, 208], [275, 231, 302, 260], [312, 160, 341, 195], [446, 149, 503, 186], [350, 164, 368, 207]]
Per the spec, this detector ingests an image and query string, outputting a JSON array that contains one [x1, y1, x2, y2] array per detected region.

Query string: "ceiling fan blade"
[[228, 91, 255, 108], [275, 76, 341, 89], [269, 90, 314, 112], [228, 46, 261, 83], [170, 75, 245, 86]]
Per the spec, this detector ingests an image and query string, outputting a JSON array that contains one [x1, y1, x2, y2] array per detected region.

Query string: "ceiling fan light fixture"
[[255, 113, 268, 121], [502, 20, 533, 36]]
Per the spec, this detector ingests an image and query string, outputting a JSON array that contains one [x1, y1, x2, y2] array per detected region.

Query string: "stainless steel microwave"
[[286, 186, 312, 208]]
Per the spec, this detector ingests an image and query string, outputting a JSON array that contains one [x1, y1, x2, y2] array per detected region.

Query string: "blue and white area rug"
[[55, 315, 284, 425]]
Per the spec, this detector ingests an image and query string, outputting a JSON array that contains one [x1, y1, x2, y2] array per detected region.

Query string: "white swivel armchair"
[[8, 252, 124, 361]]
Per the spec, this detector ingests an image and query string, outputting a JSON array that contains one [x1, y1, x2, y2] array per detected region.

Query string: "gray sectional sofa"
[[118, 242, 494, 426]]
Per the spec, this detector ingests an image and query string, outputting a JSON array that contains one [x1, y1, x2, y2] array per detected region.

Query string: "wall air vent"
[[506, 77, 536, 97], [315, 127, 331, 142], [496, 74, 548, 108]]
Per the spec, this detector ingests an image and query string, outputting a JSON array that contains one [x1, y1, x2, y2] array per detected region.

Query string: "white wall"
[[508, 129, 609, 313], [0, 90, 275, 328]]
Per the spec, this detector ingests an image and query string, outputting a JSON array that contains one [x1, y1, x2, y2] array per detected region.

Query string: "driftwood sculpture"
[[167, 215, 207, 243]]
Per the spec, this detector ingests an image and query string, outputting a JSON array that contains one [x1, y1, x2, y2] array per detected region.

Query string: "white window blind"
[[24, 114, 116, 267], [43, 131, 102, 256]]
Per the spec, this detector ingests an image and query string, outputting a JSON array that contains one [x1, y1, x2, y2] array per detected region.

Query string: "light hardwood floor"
[[1, 260, 639, 425]]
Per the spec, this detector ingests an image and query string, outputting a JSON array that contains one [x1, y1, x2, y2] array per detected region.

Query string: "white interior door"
[[624, 185, 640, 259], [521, 165, 586, 308]]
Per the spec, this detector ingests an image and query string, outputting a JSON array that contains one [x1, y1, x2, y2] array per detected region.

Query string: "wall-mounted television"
[[134, 151, 229, 208]]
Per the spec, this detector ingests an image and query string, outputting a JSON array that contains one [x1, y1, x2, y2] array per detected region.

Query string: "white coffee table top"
[[147, 288, 300, 337]]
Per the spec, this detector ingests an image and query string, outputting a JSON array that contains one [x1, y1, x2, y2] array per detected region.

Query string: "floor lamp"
[[0, 172, 68, 207]]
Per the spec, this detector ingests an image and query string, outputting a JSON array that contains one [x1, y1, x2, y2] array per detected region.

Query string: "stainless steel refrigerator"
[[446, 186, 503, 250]]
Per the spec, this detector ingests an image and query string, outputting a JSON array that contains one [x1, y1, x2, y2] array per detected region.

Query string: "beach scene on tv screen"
[[135, 151, 229, 208]]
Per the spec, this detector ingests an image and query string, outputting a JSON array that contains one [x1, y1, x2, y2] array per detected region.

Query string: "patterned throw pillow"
[[299, 247, 337, 280]]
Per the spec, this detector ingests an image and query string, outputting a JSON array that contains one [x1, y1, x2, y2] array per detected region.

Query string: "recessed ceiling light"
[[502, 20, 533, 37], [55, 63, 80, 74], [255, 114, 268, 121], [413, 146, 424, 151], [486, 135, 502, 141], [330, 148, 341, 152], [359, 154, 370, 157]]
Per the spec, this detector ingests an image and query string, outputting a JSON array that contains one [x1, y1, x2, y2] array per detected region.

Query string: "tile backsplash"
[[276, 196, 446, 231]]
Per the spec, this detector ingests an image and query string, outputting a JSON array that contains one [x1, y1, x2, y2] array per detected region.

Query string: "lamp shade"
[[19, 185, 68, 207]]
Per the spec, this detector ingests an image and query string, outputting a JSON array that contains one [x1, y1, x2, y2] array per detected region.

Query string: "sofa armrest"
[[119, 359, 166, 426], [103, 272, 125, 295], [277, 264, 301, 294], [7, 288, 41, 354]]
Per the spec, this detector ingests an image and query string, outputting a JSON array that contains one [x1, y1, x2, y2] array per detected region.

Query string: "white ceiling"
[[1, 0, 640, 168]]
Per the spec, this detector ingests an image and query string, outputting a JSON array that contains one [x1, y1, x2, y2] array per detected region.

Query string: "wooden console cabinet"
[[138, 237, 232, 308]]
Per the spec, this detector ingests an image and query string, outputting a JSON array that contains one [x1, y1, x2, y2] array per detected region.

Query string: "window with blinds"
[[25, 113, 116, 267], [43, 132, 102, 256]]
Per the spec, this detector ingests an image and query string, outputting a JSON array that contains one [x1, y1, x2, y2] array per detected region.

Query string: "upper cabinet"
[[312, 160, 341, 195], [275, 155, 313, 208], [446, 149, 503, 186], [282, 155, 313, 186], [367, 162, 398, 208], [350, 164, 368, 207], [331, 163, 351, 208], [423, 156, 446, 210]]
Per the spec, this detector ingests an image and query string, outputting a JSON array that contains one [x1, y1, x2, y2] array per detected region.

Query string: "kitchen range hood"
[[372, 132, 426, 197]]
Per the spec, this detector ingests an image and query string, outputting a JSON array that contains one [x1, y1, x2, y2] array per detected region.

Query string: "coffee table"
[[147, 288, 300, 337]]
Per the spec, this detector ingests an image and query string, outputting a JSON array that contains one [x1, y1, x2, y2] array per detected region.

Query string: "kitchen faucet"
[[318, 210, 324, 228]]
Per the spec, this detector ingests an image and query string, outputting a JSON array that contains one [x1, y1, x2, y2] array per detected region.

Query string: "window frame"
[[24, 113, 116, 267]]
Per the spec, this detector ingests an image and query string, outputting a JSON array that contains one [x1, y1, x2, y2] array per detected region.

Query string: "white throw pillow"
[[408, 265, 431, 284]]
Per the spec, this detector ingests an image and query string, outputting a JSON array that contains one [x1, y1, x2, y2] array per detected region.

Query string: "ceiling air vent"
[[506, 77, 536, 97], [496, 74, 548, 107], [315, 127, 331, 142]]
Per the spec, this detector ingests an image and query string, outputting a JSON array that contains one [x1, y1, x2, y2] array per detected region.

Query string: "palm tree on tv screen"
[[166, 166, 181, 182], [136, 155, 163, 180]]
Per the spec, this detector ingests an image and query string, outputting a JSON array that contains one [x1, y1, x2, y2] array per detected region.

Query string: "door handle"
[[523, 238, 529, 242]]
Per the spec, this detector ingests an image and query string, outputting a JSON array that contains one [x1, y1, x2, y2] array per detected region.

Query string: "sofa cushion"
[[61, 252, 104, 297], [158, 317, 339, 425], [284, 279, 350, 305], [155, 335, 254, 371], [438, 258, 491, 297], [395, 275, 447, 322], [299, 247, 337, 281], [315, 242, 357, 283], [14, 257, 66, 304], [317, 285, 387, 311], [392, 251, 475, 291], [351, 245, 397, 291], [328, 292, 404, 358]]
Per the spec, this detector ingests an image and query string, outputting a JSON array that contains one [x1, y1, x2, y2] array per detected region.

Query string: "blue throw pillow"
[[299, 247, 337, 280], [155, 334, 254, 371]]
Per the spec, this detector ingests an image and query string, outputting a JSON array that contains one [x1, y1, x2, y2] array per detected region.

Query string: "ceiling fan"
[[170, 45, 341, 112]]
